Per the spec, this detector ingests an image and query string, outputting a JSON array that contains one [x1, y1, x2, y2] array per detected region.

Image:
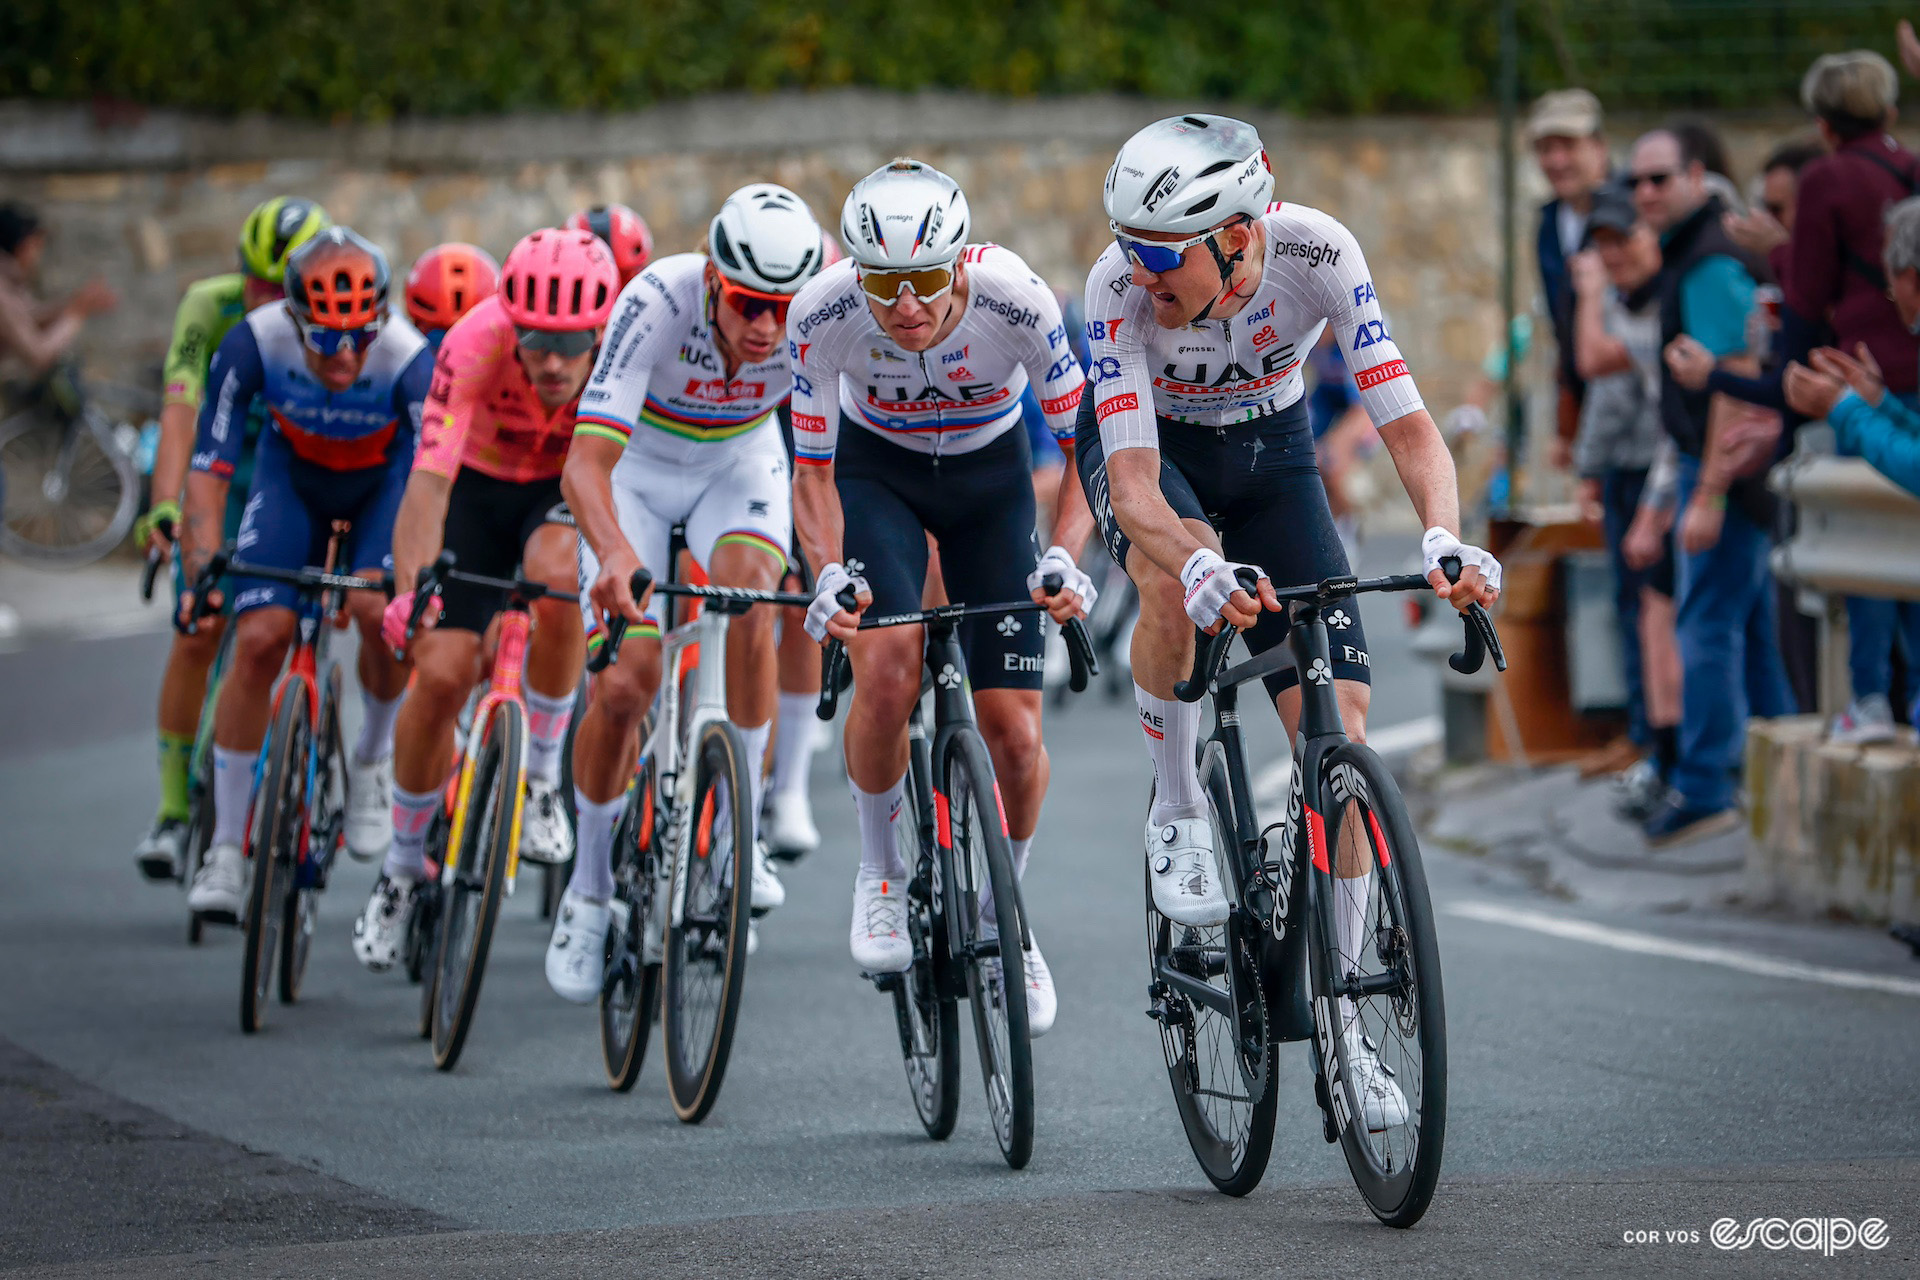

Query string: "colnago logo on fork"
[[1313, 995, 1352, 1135]]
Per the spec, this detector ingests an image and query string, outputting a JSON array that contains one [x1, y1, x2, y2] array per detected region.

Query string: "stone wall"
[[0, 93, 1832, 419]]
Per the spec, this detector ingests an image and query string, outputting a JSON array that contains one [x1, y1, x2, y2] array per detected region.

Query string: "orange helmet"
[[565, 204, 653, 284], [405, 242, 500, 332], [286, 227, 389, 330]]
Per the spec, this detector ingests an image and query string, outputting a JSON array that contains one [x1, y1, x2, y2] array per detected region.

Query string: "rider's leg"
[[705, 537, 783, 812], [844, 624, 924, 876], [347, 582, 409, 759], [209, 605, 298, 849], [389, 626, 484, 877], [522, 520, 587, 789], [154, 617, 225, 822], [1127, 517, 1221, 825], [767, 599, 822, 841]]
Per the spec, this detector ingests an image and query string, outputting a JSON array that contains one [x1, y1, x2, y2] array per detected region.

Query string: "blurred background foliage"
[[3, 0, 1910, 118]]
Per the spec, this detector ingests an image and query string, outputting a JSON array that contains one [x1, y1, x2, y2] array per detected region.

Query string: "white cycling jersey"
[[1084, 203, 1424, 453], [785, 246, 1086, 465], [575, 253, 793, 487]]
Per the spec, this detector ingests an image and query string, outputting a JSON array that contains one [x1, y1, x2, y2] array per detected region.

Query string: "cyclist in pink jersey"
[[351, 228, 617, 972]]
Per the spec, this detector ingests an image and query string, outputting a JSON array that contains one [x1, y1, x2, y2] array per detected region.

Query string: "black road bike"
[[1147, 563, 1502, 1224], [816, 581, 1096, 1169]]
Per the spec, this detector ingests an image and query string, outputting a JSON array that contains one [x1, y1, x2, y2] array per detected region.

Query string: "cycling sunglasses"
[[296, 313, 382, 356], [1109, 223, 1218, 275], [716, 277, 794, 324], [515, 325, 599, 358], [856, 264, 956, 306]]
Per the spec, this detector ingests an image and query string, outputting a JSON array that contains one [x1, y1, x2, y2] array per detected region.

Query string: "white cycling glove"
[[1421, 526, 1503, 593], [1180, 549, 1266, 630], [1027, 545, 1098, 618], [804, 562, 868, 642]]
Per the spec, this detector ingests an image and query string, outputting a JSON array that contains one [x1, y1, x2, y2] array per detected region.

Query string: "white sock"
[[738, 720, 770, 840], [770, 691, 819, 797], [211, 745, 255, 849], [524, 688, 574, 786], [1011, 835, 1032, 881], [1136, 684, 1203, 825], [568, 790, 623, 903], [1335, 869, 1373, 1035], [386, 784, 440, 881], [353, 689, 403, 767], [851, 774, 907, 881]]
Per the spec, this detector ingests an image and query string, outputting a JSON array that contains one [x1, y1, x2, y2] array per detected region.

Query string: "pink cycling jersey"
[[414, 294, 582, 483]]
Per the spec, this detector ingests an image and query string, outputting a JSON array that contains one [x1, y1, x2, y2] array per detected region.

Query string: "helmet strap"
[[1186, 224, 1251, 325]]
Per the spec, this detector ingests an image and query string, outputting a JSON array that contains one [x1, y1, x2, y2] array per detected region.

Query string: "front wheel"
[[661, 718, 753, 1123], [241, 687, 308, 1034], [943, 728, 1033, 1170], [890, 726, 959, 1139], [1309, 743, 1447, 1227], [601, 724, 663, 1092]]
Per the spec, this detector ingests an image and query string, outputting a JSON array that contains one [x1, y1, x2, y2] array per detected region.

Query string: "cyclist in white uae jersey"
[[1081, 115, 1501, 1128], [790, 158, 1095, 1035], [554, 184, 825, 1002]]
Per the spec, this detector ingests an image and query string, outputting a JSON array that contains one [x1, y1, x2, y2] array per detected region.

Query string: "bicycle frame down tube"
[[654, 607, 735, 931], [442, 609, 534, 884]]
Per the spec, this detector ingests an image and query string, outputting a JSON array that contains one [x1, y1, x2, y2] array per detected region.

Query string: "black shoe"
[[1642, 795, 1739, 848]]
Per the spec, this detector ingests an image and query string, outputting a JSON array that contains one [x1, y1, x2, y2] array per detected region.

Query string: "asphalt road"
[[3, 534, 1919, 1276]]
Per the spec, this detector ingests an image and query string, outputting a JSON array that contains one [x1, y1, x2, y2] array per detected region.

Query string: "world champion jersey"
[[1083, 203, 1424, 453], [785, 246, 1086, 465], [574, 253, 794, 484]]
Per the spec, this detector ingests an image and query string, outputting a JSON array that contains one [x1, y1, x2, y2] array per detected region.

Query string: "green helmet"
[[237, 196, 331, 284]]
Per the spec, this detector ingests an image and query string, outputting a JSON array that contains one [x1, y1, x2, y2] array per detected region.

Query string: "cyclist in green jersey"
[[132, 195, 331, 881]]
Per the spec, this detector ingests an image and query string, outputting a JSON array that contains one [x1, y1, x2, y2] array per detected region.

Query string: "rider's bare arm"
[[391, 469, 454, 594], [560, 432, 647, 622]]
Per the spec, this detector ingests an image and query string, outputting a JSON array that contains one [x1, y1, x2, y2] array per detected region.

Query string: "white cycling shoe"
[[850, 873, 911, 973], [352, 874, 419, 972], [1147, 817, 1229, 927], [188, 841, 246, 921], [1345, 1031, 1411, 1132], [750, 841, 785, 916], [545, 889, 610, 1004], [763, 789, 819, 860], [518, 778, 574, 865], [1017, 932, 1057, 1038], [346, 754, 394, 862], [135, 817, 188, 882]]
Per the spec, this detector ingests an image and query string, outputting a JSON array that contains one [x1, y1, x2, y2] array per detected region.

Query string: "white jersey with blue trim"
[[784, 246, 1085, 467], [1082, 203, 1424, 454]]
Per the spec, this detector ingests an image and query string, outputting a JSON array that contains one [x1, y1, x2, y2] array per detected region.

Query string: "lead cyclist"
[[1080, 115, 1501, 1123]]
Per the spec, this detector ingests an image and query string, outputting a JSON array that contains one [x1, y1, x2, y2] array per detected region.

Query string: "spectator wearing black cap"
[[1528, 89, 1614, 471], [0, 202, 117, 377], [1570, 183, 1681, 807]]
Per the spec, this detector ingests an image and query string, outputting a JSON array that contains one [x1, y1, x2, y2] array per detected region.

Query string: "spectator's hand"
[[1577, 477, 1603, 525], [1811, 343, 1887, 408], [1901, 19, 1920, 80], [1680, 492, 1726, 555], [1723, 207, 1788, 257], [1547, 435, 1573, 472], [1663, 335, 1715, 392], [69, 277, 119, 317], [1784, 360, 1848, 419], [1622, 506, 1671, 571], [1569, 249, 1608, 298], [1717, 402, 1785, 480]]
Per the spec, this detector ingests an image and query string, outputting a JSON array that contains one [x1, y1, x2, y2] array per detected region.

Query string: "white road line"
[[1447, 900, 1920, 999], [1251, 714, 1441, 805]]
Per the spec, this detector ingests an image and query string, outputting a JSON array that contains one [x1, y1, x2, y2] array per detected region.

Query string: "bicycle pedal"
[[865, 971, 905, 992], [196, 908, 239, 927]]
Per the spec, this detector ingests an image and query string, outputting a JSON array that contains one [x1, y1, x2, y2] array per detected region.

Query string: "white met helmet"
[[708, 184, 826, 294], [1103, 115, 1274, 235], [840, 158, 971, 269]]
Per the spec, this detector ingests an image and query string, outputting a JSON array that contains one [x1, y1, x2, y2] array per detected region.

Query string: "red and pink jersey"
[[414, 295, 583, 483]]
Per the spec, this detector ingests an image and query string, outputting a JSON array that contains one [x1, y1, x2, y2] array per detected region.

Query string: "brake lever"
[[139, 517, 174, 603], [816, 639, 852, 720]]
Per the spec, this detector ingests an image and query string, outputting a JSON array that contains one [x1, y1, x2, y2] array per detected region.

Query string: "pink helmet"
[[499, 228, 618, 331]]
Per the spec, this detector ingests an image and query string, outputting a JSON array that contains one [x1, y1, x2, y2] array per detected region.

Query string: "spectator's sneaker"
[[346, 754, 394, 861], [1344, 1031, 1410, 1132], [1831, 693, 1899, 746], [1610, 759, 1666, 823], [135, 817, 188, 882], [545, 890, 611, 1004], [187, 841, 246, 922], [850, 873, 911, 973], [1642, 795, 1739, 848], [763, 789, 819, 861], [352, 874, 419, 972], [518, 778, 573, 865], [1146, 818, 1229, 927]]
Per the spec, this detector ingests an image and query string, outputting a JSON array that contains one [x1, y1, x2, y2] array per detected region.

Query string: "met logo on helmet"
[[1141, 167, 1181, 214]]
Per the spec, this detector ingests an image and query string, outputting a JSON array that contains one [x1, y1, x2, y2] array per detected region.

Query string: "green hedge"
[[2, 0, 1908, 119]]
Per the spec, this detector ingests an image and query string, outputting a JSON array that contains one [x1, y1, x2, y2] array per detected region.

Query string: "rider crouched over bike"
[[177, 227, 432, 920], [555, 185, 827, 1001], [1082, 116, 1501, 1116], [353, 228, 615, 970], [789, 159, 1097, 1036]]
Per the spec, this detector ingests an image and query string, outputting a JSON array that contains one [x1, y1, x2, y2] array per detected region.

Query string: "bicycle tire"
[[430, 701, 524, 1070], [944, 727, 1034, 1170], [1149, 740, 1279, 1196], [241, 690, 307, 1034], [601, 728, 663, 1092], [662, 718, 753, 1123], [279, 674, 344, 1004], [1308, 742, 1447, 1228], [0, 407, 137, 566], [891, 726, 960, 1140]]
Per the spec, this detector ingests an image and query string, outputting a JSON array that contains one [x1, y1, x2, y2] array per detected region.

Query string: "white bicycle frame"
[[637, 604, 737, 933]]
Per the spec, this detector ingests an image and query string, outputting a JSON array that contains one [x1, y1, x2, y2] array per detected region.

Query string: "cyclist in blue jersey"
[[177, 228, 432, 921]]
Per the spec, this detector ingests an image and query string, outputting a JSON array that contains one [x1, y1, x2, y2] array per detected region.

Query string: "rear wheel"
[[1310, 744, 1447, 1228], [241, 688, 308, 1034], [944, 728, 1033, 1170], [1148, 740, 1278, 1196], [601, 725, 663, 1092], [0, 405, 137, 566], [430, 702, 524, 1070], [662, 718, 753, 1123]]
